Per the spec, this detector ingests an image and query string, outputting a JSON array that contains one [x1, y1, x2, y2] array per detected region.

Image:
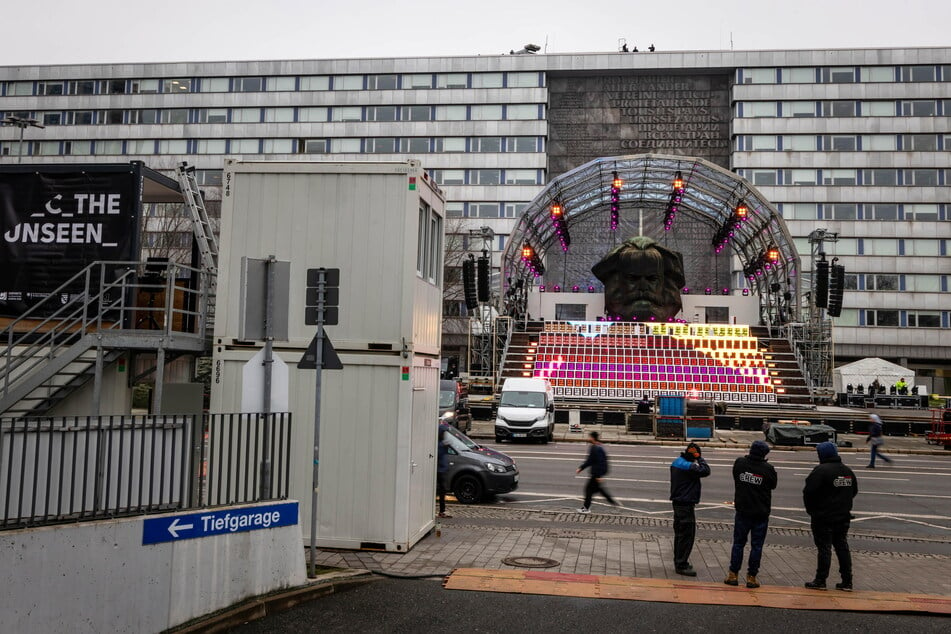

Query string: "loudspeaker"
[[462, 258, 478, 310], [827, 263, 845, 317], [477, 256, 490, 303], [814, 259, 829, 308]]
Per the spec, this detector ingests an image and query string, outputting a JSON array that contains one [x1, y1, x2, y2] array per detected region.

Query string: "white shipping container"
[[212, 160, 445, 552]]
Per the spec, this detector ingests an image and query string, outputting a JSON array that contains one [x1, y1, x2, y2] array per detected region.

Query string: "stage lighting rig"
[[550, 201, 570, 251], [520, 242, 545, 276], [610, 172, 621, 231], [743, 244, 782, 279], [664, 170, 685, 231], [712, 202, 749, 252]]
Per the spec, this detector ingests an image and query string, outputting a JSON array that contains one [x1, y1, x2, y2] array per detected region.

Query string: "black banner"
[[0, 168, 139, 317]]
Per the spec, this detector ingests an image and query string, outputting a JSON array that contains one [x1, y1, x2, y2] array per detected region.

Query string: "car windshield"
[[438, 391, 455, 408], [499, 390, 546, 408], [442, 424, 478, 451]]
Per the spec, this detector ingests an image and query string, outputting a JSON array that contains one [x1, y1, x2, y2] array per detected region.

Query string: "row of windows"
[[735, 134, 951, 152], [841, 273, 948, 293], [738, 65, 951, 85], [417, 201, 443, 285], [1, 72, 545, 97], [780, 202, 944, 221], [445, 202, 528, 219], [792, 237, 947, 257], [430, 169, 543, 186], [4, 103, 545, 126], [737, 99, 951, 118], [0, 136, 545, 158], [738, 168, 948, 187], [861, 310, 947, 328]]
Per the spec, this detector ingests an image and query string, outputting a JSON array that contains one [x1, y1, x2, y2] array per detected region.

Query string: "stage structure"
[[499, 154, 833, 400]]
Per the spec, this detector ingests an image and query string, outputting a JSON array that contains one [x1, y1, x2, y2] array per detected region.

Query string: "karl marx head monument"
[[592, 236, 686, 322]]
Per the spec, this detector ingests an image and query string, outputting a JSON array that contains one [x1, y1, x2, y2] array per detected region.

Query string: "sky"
[[2, 0, 949, 66]]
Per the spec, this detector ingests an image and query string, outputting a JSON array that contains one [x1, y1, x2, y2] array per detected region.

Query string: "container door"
[[408, 360, 439, 533]]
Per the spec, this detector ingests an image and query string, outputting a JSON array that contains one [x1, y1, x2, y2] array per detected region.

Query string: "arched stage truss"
[[501, 154, 802, 329]]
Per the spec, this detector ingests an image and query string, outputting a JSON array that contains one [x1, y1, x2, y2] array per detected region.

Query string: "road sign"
[[298, 331, 343, 370], [142, 501, 299, 545], [305, 267, 340, 325]]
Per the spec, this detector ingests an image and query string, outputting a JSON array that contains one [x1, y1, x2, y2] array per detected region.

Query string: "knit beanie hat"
[[749, 440, 770, 459], [684, 442, 702, 461], [815, 441, 838, 461], [869, 414, 882, 424]]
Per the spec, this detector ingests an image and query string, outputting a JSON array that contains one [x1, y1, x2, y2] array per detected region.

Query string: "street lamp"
[[2, 115, 45, 163]]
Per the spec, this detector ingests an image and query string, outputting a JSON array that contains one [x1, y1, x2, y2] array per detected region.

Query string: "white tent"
[[833, 357, 913, 393]]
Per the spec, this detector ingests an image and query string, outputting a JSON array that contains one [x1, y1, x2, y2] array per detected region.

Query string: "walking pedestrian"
[[724, 440, 777, 589], [576, 431, 618, 513], [669, 442, 711, 576], [803, 441, 858, 591], [865, 414, 893, 468]]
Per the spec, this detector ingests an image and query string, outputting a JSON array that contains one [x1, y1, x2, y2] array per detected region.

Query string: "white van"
[[494, 377, 555, 444]]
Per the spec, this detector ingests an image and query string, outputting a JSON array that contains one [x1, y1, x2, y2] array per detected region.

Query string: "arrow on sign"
[[168, 517, 194, 538]]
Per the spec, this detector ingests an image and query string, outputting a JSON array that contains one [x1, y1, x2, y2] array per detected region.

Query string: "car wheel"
[[549, 427, 555, 442], [452, 474, 484, 504]]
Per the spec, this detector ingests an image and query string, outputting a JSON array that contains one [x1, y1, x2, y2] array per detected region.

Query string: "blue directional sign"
[[142, 502, 298, 545]]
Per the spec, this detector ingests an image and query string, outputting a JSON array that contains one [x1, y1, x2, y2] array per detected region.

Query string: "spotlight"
[[721, 287, 730, 295], [712, 201, 749, 252], [520, 242, 545, 276], [682, 286, 690, 294], [610, 171, 621, 231], [539, 284, 546, 292], [572, 285, 580, 292], [742, 288, 750, 296], [704, 287, 712, 295], [664, 170, 686, 231], [550, 201, 570, 251], [553, 284, 561, 292], [587, 285, 596, 292]]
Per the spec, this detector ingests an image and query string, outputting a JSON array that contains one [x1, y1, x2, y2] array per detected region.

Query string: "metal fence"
[[0, 412, 291, 530]]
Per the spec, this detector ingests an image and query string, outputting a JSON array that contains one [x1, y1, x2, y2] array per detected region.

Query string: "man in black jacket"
[[724, 440, 778, 589], [576, 431, 617, 513], [669, 442, 711, 576], [803, 441, 858, 591]]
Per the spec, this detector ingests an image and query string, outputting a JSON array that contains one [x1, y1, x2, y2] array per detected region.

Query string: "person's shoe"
[[865, 465, 875, 469], [835, 580, 853, 592], [437, 513, 452, 519], [804, 579, 827, 590], [675, 566, 697, 577], [723, 571, 739, 586], [577, 507, 590, 514], [746, 575, 760, 589]]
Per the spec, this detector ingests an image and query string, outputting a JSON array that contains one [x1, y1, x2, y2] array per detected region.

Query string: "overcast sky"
[[3, 0, 949, 66]]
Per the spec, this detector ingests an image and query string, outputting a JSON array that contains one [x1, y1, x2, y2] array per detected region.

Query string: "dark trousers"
[[437, 474, 447, 514], [810, 517, 852, 582], [583, 476, 617, 508], [672, 503, 696, 569], [729, 512, 769, 576], [869, 442, 891, 466]]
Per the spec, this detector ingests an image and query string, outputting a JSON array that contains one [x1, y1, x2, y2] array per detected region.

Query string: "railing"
[[0, 412, 291, 530]]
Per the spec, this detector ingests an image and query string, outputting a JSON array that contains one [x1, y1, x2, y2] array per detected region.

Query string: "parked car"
[[439, 422, 518, 504], [439, 379, 471, 432]]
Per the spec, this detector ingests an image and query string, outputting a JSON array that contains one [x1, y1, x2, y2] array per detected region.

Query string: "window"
[[901, 100, 936, 116], [902, 134, 937, 151], [900, 65, 937, 82], [864, 238, 898, 255], [67, 111, 95, 125], [330, 138, 360, 153], [749, 170, 777, 186], [864, 135, 896, 151], [750, 136, 778, 151], [471, 169, 501, 185], [332, 107, 362, 122], [195, 170, 222, 186], [470, 203, 500, 218], [8, 82, 33, 95], [299, 139, 327, 154], [198, 108, 228, 123], [821, 101, 856, 117], [907, 312, 941, 328], [68, 80, 97, 95], [445, 202, 464, 218], [742, 102, 777, 117], [38, 81, 65, 95], [780, 67, 815, 83], [907, 275, 941, 292], [782, 101, 815, 117], [782, 136, 816, 151], [905, 169, 938, 186], [470, 105, 503, 120], [507, 137, 539, 152], [436, 73, 468, 88], [367, 74, 398, 90], [822, 169, 856, 185], [507, 72, 540, 87], [782, 203, 817, 219], [196, 140, 226, 154], [905, 240, 940, 256], [265, 108, 294, 123], [403, 74, 433, 89], [506, 104, 540, 119], [471, 137, 502, 152], [742, 68, 776, 84], [158, 139, 188, 153], [401, 106, 431, 121], [266, 77, 296, 92], [504, 202, 527, 218], [784, 169, 817, 185], [41, 112, 62, 126], [64, 140, 92, 155], [870, 275, 899, 291], [131, 110, 158, 124], [163, 79, 192, 93], [200, 77, 229, 92], [95, 140, 123, 155], [161, 109, 189, 124], [298, 107, 327, 122], [823, 204, 856, 220], [505, 170, 539, 185], [860, 67, 894, 82], [127, 140, 155, 154], [864, 169, 897, 186], [866, 204, 897, 220], [864, 101, 895, 116], [843, 275, 858, 290], [471, 73, 503, 88], [300, 76, 330, 91], [229, 139, 259, 153], [365, 138, 397, 153], [820, 67, 855, 83], [431, 170, 464, 185], [822, 135, 857, 151], [263, 139, 294, 153], [905, 204, 939, 220], [104, 109, 124, 124], [435, 105, 467, 120], [232, 108, 260, 123], [400, 138, 431, 153], [435, 137, 466, 152], [234, 77, 264, 92], [868, 310, 899, 326], [333, 75, 363, 90]]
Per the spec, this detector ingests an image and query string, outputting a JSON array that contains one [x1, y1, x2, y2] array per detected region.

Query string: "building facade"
[[1, 48, 948, 389]]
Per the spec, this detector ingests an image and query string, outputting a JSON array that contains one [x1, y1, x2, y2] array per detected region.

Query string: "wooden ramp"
[[443, 568, 951, 615]]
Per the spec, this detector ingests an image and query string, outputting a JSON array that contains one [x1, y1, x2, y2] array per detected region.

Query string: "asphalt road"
[[483, 440, 951, 545]]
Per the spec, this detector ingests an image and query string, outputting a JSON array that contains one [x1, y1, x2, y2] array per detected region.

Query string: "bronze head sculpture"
[[591, 236, 686, 321]]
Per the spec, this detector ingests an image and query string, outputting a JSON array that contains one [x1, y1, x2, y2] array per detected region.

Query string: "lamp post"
[[2, 115, 45, 163]]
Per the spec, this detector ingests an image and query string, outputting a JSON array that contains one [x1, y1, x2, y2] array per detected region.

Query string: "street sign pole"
[[260, 255, 276, 500], [309, 269, 326, 578]]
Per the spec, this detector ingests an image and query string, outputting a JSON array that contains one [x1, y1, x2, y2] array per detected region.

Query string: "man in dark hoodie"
[[803, 441, 858, 591], [724, 440, 778, 589], [669, 442, 711, 576], [576, 431, 617, 513]]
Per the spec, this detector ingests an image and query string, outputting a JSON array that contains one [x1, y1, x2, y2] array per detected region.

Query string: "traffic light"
[[827, 262, 845, 317], [462, 257, 478, 310], [476, 255, 490, 303], [814, 258, 829, 308]]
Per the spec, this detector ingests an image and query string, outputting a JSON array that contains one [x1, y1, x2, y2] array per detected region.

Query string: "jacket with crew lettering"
[[669, 455, 710, 505], [802, 456, 858, 522], [732, 455, 778, 519]]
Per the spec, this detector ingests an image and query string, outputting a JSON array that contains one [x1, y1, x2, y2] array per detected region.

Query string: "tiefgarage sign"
[[142, 502, 298, 545]]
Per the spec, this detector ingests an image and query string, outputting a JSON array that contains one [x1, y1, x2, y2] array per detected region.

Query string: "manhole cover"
[[501, 556, 560, 568]]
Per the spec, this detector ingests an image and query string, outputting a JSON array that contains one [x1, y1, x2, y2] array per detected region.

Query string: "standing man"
[[576, 431, 618, 513], [724, 440, 778, 589], [436, 427, 452, 519], [866, 414, 893, 468], [669, 442, 711, 576], [803, 441, 858, 591]]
